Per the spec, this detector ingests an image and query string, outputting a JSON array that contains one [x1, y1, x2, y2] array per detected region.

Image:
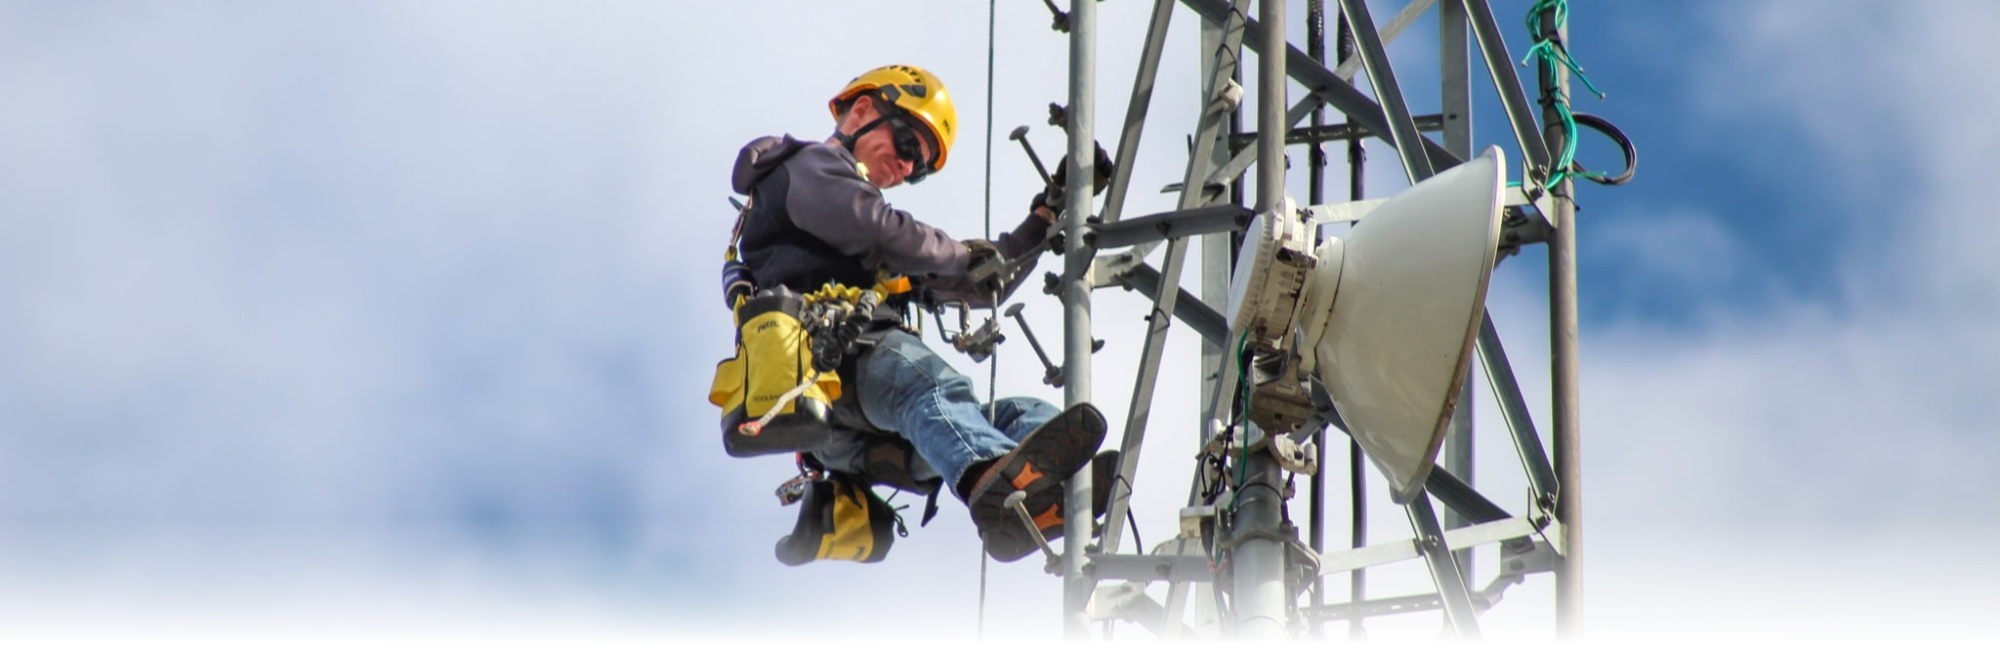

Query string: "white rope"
[[737, 370, 820, 436]]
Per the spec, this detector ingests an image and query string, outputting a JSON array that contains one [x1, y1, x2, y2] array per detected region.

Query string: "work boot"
[[1034, 450, 1121, 543], [965, 403, 1107, 562]]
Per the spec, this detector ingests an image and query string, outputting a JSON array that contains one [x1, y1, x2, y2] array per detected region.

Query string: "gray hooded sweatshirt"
[[731, 134, 1048, 306]]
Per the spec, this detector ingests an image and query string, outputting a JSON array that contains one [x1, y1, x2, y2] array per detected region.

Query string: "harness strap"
[[726, 199, 751, 261], [921, 487, 940, 527], [725, 138, 810, 263]]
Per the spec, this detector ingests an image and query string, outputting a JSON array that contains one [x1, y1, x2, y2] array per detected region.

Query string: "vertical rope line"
[[977, 0, 997, 640], [981, 0, 998, 421]]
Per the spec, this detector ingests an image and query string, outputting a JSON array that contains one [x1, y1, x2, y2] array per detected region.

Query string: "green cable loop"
[[1520, 0, 1611, 191]]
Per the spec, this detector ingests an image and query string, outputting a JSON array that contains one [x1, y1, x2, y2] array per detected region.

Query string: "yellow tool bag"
[[710, 286, 843, 458], [711, 193, 909, 459], [773, 474, 905, 565]]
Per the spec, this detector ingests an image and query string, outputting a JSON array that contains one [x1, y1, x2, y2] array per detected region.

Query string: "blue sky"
[[0, 0, 1994, 644]]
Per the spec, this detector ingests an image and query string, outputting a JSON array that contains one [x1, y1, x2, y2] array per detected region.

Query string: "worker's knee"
[[860, 329, 977, 398], [987, 396, 1060, 438]]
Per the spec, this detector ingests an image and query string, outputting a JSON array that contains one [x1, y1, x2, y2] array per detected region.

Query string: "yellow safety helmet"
[[829, 65, 957, 176]]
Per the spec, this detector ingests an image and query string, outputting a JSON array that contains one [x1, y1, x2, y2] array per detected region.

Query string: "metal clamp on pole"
[[1039, 0, 1070, 33], [1004, 303, 1103, 389], [1005, 304, 1065, 388], [1009, 125, 1057, 188]]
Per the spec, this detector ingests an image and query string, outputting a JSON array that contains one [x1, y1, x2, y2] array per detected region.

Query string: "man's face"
[[846, 96, 934, 188]]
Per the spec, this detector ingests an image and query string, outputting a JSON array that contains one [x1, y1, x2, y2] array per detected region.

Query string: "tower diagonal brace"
[[1336, 0, 1435, 182], [1406, 496, 1484, 639], [1098, 0, 1254, 560], [1180, 0, 1461, 174], [1477, 310, 1559, 508]]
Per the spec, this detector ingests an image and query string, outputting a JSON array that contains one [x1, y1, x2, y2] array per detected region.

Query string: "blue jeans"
[[854, 329, 1057, 495]]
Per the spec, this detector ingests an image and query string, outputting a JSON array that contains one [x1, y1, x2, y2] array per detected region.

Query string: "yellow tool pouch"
[[710, 287, 843, 458], [774, 475, 904, 565]]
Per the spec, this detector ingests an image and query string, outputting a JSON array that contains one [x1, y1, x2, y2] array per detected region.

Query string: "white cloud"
[[3, 0, 1998, 644], [1476, 1, 2000, 639], [1589, 207, 1749, 290]]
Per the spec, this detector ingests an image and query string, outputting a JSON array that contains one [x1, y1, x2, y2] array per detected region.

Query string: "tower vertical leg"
[[1061, 0, 1099, 640], [1538, 3, 1584, 638], [1229, 0, 1291, 640]]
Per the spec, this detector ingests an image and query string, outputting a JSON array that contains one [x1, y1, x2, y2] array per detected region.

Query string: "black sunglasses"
[[887, 116, 937, 183]]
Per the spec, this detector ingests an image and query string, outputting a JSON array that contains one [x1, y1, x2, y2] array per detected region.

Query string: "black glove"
[[963, 239, 1009, 295], [1039, 141, 1116, 211], [1032, 189, 1061, 216]]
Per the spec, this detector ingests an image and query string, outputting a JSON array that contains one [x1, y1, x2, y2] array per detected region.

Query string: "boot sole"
[[967, 404, 1107, 562]]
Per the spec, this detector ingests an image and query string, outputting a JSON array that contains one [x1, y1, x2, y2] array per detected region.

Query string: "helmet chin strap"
[[834, 116, 892, 155]]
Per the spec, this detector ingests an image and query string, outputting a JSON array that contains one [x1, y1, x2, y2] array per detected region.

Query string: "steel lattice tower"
[[1022, 0, 1590, 639]]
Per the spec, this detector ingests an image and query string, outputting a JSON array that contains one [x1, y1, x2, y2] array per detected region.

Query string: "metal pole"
[[1181, 0, 1463, 173], [1462, 0, 1556, 173], [1061, 0, 1098, 639], [1335, 9, 1367, 642], [1439, 0, 1476, 583], [1099, 0, 1177, 228], [1305, 0, 1327, 640], [1098, 0, 1210, 563], [1176, 10, 1240, 640], [1231, 0, 1289, 640], [1333, 0, 1434, 183], [1538, 1, 1584, 638]]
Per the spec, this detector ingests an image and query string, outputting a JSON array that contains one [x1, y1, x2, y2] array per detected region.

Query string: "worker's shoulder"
[[739, 134, 839, 160], [779, 137, 853, 170], [734, 134, 828, 193], [776, 139, 870, 191]]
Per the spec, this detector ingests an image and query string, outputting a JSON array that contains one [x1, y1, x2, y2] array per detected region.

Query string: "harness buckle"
[[776, 473, 818, 507]]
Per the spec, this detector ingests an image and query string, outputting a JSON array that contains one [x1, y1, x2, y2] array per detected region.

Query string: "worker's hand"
[[1030, 190, 1061, 224], [1034, 142, 1114, 223], [963, 239, 1009, 294]]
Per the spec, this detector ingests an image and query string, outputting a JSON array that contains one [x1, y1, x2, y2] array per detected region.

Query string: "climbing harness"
[[711, 190, 916, 457], [715, 179, 944, 565]]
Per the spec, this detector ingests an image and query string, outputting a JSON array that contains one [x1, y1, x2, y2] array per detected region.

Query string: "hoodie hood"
[[731, 134, 815, 195]]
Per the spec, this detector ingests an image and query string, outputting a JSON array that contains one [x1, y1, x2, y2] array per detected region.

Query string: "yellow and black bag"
[[710, 286, 843, 458], [710, 188, 908, 459], [774, 475, 904, 565]]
